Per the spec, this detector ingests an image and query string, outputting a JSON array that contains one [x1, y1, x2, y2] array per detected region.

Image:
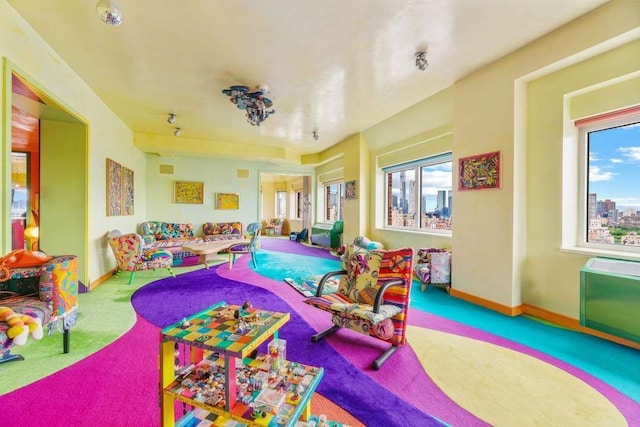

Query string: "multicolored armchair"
[[303, 244, 414, 370], [0, 254, 79, 363], [227, 222, 262, 269], [107, 230, 175, 285]]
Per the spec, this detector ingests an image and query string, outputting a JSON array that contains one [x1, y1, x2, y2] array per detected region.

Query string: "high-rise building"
[[588, 193, 597, 220]]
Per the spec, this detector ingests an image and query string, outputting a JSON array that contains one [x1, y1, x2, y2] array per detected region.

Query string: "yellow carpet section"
[[406, 326, 626, 427]]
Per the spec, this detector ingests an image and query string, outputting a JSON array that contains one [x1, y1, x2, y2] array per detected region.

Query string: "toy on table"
[[0, 306, 43, 346]]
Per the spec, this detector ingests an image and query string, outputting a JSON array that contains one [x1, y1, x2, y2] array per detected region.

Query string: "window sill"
[[560, 246, 640, 262]]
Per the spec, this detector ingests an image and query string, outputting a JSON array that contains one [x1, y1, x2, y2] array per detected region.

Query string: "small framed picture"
[[174, 181, 204, 204], [345, 180, 357, 200], [215, 193, 240, 210]]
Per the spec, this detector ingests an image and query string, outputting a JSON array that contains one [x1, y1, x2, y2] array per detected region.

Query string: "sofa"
[[139, 221, 203, 265], [0, 254, 79, 363], [261, 218, 284, 236], [311, 221, 344, 249], [202, 222, 243, 241]]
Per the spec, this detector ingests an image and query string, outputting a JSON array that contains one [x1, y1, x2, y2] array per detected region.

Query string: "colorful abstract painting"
[[458, 151, 501, 191]]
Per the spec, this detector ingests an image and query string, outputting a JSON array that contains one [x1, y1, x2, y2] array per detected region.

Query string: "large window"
[[385, 153, 452, 232], [579, 110, 640, 252], [324, 182, 344, 222], [276, 191, 287, 218]]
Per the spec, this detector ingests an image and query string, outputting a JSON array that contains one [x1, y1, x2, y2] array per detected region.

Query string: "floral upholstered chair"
[[227, 222, 262, 269], [303, 244, 414, 369], [107, 230, 175, 285]]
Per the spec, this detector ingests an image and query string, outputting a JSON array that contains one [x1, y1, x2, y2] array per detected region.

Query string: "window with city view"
[[324, 182, 344, 222], [385, 153, 452, 232], [583, 111, 640, 251]]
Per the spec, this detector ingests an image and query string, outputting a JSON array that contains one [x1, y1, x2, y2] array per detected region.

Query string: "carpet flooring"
[[0, 237, 638, 427]]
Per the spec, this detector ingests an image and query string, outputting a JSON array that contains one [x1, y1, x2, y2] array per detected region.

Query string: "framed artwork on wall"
[[106, 158, 135, 216], [215, 193, 239, 210], [345, 180, 357, 200], [174, 181, 204, 204], [122, 166, 134, 215], [458, 151, 501, 191], [106, 158, 122, 216]]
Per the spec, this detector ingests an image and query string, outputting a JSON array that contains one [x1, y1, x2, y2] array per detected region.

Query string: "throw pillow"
[[338, 244, 382, 305]]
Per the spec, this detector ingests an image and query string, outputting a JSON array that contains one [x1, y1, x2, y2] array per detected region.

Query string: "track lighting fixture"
[[167, 113, 176, 124], [96, 0, 123, 27], [174, 127, 181, 137], [415, 51, 429, 71]]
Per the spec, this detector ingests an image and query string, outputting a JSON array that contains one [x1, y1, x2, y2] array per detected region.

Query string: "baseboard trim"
[[449, 288, 523, 316], [521, 304, 640, 350], [448, 289, 640, 350], [84, 269, 116, 292]]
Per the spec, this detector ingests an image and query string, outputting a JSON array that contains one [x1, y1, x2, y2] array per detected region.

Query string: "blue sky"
[[589, 122, 640, 211]]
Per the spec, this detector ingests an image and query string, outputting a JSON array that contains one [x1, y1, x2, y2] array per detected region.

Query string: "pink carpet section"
[[218, 254, 640, 426], [0, 314, 162, 427]]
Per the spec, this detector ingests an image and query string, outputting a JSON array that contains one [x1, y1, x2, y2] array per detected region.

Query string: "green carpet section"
[[0, 263, 207, 395]]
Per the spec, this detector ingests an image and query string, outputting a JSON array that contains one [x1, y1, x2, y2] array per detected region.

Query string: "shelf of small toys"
[[160, 301, 324, 427]]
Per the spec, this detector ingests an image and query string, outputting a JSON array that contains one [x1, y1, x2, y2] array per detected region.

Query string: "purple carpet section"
[[217, 251, 484, 426], [219, 239, 640, 426], [131, 267, 445, 427]]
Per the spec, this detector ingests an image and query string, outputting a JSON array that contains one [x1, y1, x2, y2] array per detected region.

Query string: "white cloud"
[[610, 158, 623, 164], [618, 146, 640, 162], [589, 165, 615, 181]]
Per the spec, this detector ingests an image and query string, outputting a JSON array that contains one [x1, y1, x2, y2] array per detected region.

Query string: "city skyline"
[[588, 121, 640, 211]]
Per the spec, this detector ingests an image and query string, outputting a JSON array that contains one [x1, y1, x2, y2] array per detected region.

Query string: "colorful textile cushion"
[[415, 247, 451, 284], [338, 244, 383, 305], [139, 221, 195, 241], [430, 252, 451, 284], [203, 222, 242, 236]]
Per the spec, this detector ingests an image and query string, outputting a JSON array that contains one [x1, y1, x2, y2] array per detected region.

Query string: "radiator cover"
[[580, 257, 640, 343]]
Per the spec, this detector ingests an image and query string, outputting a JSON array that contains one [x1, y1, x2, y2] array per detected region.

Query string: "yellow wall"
[[3, 0, 640, 328], [525, 41, 640, 318], [1, 1, 146, 283]]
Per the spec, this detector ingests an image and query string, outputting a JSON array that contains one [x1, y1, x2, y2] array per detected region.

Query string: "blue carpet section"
[[254, 248, 640, 404], [254, 250, 342, 283], [411, 284, 640, 402], [131, 268, 444, 427]]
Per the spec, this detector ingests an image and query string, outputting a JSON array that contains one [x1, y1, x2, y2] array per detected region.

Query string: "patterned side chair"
[[415, 247, 452, 293], [303, 244, 414, 370], [106, 230, 175, 285], [227, 222, 262, 269]]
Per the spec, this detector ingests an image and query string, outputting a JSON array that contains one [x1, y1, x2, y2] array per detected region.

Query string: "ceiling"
[[8, 0, 610, 161]]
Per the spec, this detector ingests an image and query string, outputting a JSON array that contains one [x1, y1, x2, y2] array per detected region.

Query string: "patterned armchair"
[[414, 247, 452, 292], [107, 230, 175, 285], [304, 244, 414, 369], [0, 254, 79, 362], [227, 222, 262, 269]]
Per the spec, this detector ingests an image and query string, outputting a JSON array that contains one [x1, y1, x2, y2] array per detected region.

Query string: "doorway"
[[259, 172, 312, 237], [4, 63, 89, 284]]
